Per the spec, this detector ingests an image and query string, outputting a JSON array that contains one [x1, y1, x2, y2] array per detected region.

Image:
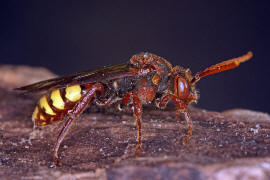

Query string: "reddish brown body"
[[16, 51, 253, 166]]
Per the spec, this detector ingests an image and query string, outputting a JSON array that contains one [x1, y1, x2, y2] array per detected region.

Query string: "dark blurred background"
[[0, 1, 269, 113]]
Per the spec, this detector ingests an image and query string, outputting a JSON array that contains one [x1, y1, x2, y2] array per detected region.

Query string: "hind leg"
[[53, 83, 104, 166]]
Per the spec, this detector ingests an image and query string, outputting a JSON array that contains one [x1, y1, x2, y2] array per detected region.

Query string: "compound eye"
[[174, 76, 189, 99]]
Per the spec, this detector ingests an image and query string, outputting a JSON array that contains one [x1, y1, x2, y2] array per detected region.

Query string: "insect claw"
[[135, 144, 142, 156], [53, 156, 62, 167], [182, 136, 189, 145]]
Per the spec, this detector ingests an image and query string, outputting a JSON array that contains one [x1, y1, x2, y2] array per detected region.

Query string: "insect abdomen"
[[32, 85, 84, 126]]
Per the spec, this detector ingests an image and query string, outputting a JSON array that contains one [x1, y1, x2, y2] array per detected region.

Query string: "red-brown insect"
[[16, 51, 253, 166]]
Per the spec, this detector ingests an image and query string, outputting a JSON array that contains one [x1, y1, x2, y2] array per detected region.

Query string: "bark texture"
[[0, 65, 270, 180]]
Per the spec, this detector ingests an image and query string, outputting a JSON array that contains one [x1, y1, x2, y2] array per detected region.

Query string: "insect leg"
[[121, 91, 143, 155], [95, 94, 114, 106], [159, 94, 192, 144], [157, 94, 171, 109], [180, 111, 192, 144], [157, 94, 180, 118], [53, 83, 104, 166], [170, 95, 192, 144]]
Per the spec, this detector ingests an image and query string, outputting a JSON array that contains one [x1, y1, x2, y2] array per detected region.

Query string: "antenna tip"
[[247, 51, 253, 58]]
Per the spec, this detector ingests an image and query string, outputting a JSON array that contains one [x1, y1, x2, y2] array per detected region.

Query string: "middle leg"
[[121, 91, 143, 155]]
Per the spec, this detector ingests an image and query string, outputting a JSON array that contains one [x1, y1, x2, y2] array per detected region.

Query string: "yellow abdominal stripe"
[[32, 85, 81, 123], [40, 114, 46, 120], [51, 89, 65, 110], [39, 95, 56, 115], [32, 106, 46, 125], [65, 85, 82, 102]]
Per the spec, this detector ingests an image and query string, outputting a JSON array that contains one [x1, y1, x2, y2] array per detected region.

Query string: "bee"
[[15, 51, 253, 166]]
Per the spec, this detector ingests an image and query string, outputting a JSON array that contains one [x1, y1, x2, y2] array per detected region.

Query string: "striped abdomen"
[[32, 85, 86, 126]]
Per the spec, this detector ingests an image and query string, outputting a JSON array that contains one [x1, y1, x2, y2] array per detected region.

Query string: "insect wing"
[[15, 63, 137, 92]]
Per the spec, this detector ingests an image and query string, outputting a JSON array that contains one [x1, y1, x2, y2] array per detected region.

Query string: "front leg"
[[121, 91, 143, 155], [158, 94, 193, 144]]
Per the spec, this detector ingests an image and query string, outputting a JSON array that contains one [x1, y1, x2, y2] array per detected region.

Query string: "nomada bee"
[[16, 51, 253, 166]]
